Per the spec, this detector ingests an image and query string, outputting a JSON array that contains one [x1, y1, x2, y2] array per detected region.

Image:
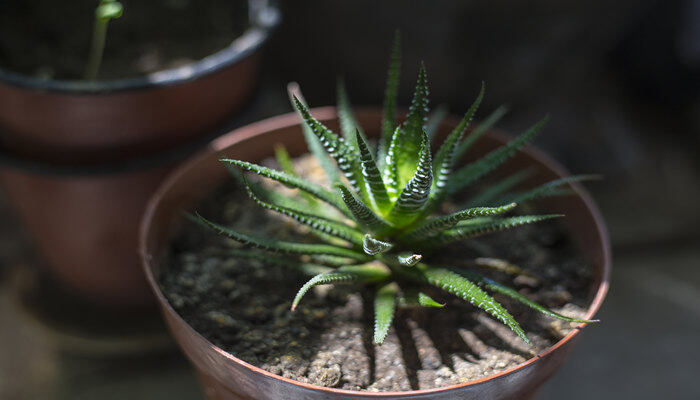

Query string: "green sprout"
[[192, 33, 598, 345], [84, 0, 123, 80]]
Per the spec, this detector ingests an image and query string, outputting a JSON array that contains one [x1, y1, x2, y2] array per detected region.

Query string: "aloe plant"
[[193, 34, 597, 345]]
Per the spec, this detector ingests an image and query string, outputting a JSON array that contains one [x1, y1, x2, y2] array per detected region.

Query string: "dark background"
[[1, 0, 699, 398]]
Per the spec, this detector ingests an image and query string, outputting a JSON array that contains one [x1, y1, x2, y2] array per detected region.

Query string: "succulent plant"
[[193, 33, 597, 345]]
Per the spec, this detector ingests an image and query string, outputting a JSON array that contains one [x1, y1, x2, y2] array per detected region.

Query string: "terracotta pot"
[[0, 0, 280, 165], [140, 108, 611, 399]]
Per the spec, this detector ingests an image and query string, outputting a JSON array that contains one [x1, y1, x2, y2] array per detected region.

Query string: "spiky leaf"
[[388, 130, 433, 225], [356, 130, 391, 211], [363, 234, 393, 255], [413, 264, 529, 343], [287, 83, 341, 184], [447, 116, 548, 195], [394, 65, 430, 185], [398, 289, 445, 308], [292, 95, 366, 196], [292, 264, 390, 310], [190, 213, 369, 261], [383, 126, 402, 200], [400, 203, 517, 241], [427, 214, 562, 247], [396, 252, 422, 266], [223, 159, 350, 218], [337, 79, 364, 146], [464, 169, 534, 207], [431, 82, 485, 198], [502, 175, 600, 205], [241, 176, 364, 246], [374, 282, 398, 344], [336, 184, 393, 233], [454, 105, 509, 159], [379, 30, 401, 162], [454, 269, 598, 323]]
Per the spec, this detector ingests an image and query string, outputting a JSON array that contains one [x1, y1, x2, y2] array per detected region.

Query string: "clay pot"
[[140, 108, 611, 399], [0, 0, 280, 164]]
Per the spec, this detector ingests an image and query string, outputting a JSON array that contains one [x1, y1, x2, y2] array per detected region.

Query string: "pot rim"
[[0, 0, 280, 94], [140, 107, 611, 397]]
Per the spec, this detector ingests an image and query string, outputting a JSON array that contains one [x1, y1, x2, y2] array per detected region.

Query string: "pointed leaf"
[[398, 289, 445, 308], [357, 130, 392, 211], [337, 78, 364, 146], [241, 175, 364, 246], [502, 175, 600, 205], [292, 95, 366, 196], [292, 264, 390, 310], [389, 130, 433, 225], [427, 214, 562, 246], [396, 252, 422, 266], [401, 202, 517, 241], [336, 184, 393, 233], [413, 264, 529, 343], [363, 234, 393, 255], [454, 105, 509, 159], [394, 64, 430, 186], [288, 83, 341, 184], [379, 30, 401, 162], [383, 126, 402, 200], [447, 116, 548, 195], [190, 213, 369, 261], [431, 82, 485, 198], [374, 282, 398, 344], [463, 169, 534, 207], [223, 159, 351, 218], [454, 269, 598, 323]]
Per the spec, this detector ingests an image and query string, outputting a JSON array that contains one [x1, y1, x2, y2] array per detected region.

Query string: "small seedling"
[[84, 0, 123, 80], [193, 32, 598, 345]]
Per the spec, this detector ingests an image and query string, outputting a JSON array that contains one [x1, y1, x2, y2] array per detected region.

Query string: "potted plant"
[[140, 35, 610, 398], [0, 0, 280, 308]]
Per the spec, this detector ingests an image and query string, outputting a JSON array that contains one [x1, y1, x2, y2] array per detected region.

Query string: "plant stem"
[[84, 17, 108, 80]]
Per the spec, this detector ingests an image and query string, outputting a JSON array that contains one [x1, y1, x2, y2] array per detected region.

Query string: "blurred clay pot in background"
[[140, 108, 611, 399], [0, 0, 280, 165], [0, 0, 280, 308]]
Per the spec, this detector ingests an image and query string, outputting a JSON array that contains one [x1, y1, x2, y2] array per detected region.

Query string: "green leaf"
[[398, 289, 445, 308], [447, 116, 548, 195], [388, 129, 433, 225], [431, 82, 485, 197], [396, 252, 422, 266], [379, 30, 401, 162], [425, 105, 448, 140], [383, 126, 402, 200], [336, 184, 393, 233], [241, 175, 364, 246], [292, 264, 390, 310], [454, 105, 509, 159], [292, 95, 367, 197], [501, 175, 600, 205], [189, 213, 369, 261], [336, 78, 364, 146], [428, 214, 562, 246], [226, 249, 332, 276], [463, 169, 534, 207], [356, 130, 392, 211], [394, 64, 430, 186], [363, 234, 394, 255], [400, 202, 517, 241], [287, 83, 341, 184], [413, 264, 529, 343], [223, 159, 350, 218], [454, 269, 598, 323], [374, 282, 398, 344]]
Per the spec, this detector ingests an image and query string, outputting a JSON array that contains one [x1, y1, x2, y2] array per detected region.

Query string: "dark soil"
[[0, 0, 249, 80], [158, 156, 593, 392]]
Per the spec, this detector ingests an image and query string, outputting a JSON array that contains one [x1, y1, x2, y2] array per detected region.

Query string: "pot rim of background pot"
[[0, 0, 280, 94]]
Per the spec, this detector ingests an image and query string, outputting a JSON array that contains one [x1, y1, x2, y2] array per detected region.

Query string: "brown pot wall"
[[140, 108, 611, 399]]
